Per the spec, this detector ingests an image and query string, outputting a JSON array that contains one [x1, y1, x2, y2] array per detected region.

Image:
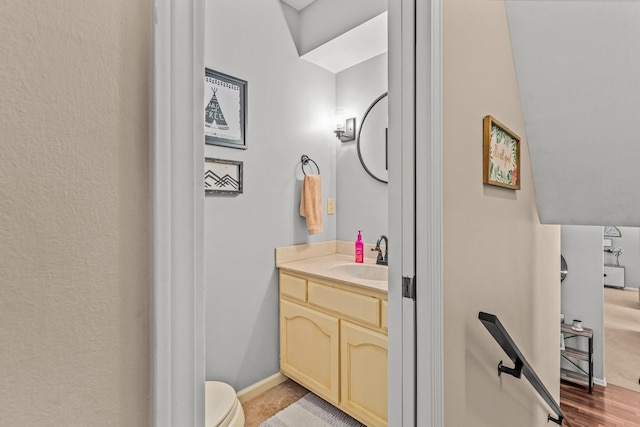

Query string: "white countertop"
[[276, 254, 388, 293]]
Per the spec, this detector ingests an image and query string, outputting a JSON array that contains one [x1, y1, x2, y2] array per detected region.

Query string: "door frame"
[[388, 0, 444, 425], [415, 0, 445, 425], [388, 0, 417, 424], [150, 0, 206, 426], [150, 0, 443, 425]]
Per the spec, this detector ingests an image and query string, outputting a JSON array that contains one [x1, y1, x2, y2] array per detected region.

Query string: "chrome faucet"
[[371, 235, 388, 266]]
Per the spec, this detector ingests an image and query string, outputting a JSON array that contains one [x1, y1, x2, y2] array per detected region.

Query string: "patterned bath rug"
[[258, 393, 366, 427]]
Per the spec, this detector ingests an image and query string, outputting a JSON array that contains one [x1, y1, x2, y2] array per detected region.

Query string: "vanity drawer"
[[381, 300, 388, 331], [308, 282, 380, 327], [280, 273, 307, 302]]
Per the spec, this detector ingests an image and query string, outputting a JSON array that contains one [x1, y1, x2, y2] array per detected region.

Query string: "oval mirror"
[[560, 254, 568, 282], [357, 93, 388, 183]]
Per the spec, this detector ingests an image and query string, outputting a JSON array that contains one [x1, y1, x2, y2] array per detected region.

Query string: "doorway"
[[150, 0, 444, 426]]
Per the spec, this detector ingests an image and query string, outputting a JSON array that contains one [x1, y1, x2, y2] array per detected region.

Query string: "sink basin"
[[331, 263, 388, 282]]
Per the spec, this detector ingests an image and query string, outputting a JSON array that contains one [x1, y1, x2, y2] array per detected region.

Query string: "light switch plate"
[[327, 198, 335, 215]]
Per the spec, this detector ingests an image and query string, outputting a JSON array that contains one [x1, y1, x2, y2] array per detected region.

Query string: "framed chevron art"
[[204, 157, 243, 196]]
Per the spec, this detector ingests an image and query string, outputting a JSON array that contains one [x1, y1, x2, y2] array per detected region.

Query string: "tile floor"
[[242, 379, 309, 427]]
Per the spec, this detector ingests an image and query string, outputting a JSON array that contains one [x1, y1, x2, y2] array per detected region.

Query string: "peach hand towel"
[[300, 175, 323, 234]]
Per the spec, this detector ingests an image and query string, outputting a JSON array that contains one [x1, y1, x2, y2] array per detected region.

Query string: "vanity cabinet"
[[340, 321, 388, 427], [280, 299, 340, 404], [560, 323, 593, 393], [279, 271, 388, 427]]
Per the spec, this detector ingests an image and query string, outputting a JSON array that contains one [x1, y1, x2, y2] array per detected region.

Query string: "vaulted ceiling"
[[280, 1, 638, 226], [279, 0, 387, 73], [281, 0, 316, 12], [505, 2, 640, 226]]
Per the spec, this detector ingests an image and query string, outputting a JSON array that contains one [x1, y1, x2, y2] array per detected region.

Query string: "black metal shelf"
[[561, 323, 593, 394], [560, 368, 589, 387], [561, 347, 589, 362]]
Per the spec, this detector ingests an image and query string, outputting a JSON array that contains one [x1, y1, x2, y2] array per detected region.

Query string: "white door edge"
[[415, 0, 444, 425], [388, 0, 417, 424]]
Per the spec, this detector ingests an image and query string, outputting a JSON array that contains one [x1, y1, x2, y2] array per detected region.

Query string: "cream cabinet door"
[[340, 320, 388, 427], [280, 299, 340, 404]]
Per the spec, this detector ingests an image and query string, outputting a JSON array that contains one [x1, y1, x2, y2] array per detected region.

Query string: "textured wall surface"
[[443, 0, 561, 425], [0, 1, 150, 425]]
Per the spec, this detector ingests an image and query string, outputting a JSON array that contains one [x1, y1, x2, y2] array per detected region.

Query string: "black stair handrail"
[[479, 312, 565, 425]]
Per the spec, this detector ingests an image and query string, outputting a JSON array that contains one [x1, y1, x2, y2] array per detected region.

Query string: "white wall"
[[604, 226, 640, 289], [0, 0, 150, 425], [204, 0, 337, 390], [561, 226, 605, 381], [336, 53, 388, 244], [298, 0, 387, 55], [506, 2, 640, 226], [443, 0, 561, 425]]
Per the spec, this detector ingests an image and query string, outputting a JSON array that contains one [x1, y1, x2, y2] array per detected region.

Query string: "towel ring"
[[301, 154, 320, 176]]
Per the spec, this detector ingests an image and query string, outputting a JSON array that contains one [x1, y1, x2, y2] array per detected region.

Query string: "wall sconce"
[[332, 107, 356, 142]]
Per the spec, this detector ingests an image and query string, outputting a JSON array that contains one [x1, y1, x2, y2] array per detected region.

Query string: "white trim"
[[387, 0, 416, 424], [415, 0, 444, 425], [151, 0, 172, 423], [151, 0, 205, 426], [593, 377, 607, 387], [236, 373, 289, 404], [400, 0, 417, 424]]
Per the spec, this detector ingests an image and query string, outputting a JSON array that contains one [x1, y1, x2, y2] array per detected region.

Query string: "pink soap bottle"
[[355, 230, 364, 263]]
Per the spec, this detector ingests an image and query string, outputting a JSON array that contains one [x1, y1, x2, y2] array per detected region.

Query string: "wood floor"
[[242, 379, 308, 427], [604, 287, 640, 393], [560, 381, 640, 426], [245, 379, 640, 426]]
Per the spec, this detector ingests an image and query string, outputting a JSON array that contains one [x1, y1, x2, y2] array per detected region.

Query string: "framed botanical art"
[[204, 68, 247, 149], [483, 115, 521, 190], [204, 157, 243, 195]]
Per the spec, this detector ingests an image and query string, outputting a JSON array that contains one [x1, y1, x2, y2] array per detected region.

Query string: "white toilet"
[[205, 381, 245, 427]]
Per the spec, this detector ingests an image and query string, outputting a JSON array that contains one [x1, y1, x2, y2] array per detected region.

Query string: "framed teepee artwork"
[[483, 115, 521, 190], [205, 68, 247, 149]]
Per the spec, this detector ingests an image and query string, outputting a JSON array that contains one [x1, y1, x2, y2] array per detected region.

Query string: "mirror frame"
[[603, 226, 622, 238], [357, 92, 389, 184], [560, 254, 568, 282]]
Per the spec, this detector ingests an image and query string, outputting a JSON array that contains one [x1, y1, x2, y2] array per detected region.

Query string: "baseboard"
[[594, 377, 607, 387], [236, 372, 288, 404]]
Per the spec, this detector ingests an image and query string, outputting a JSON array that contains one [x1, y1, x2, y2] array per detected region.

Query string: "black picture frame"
[[204, 68, 247, 149], [204, 157, 243, 195]]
